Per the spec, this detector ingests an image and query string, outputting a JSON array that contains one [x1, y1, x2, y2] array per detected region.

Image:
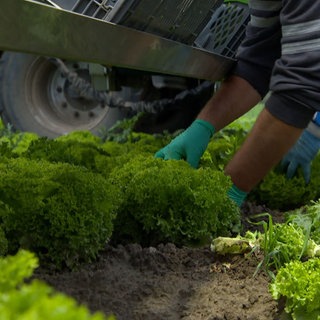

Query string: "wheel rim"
[[25, 57, 112, 134]]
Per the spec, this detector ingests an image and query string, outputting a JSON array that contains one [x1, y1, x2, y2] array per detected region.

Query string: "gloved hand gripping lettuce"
[[155, 119, 248, 206], [155, 119, 215, 168]]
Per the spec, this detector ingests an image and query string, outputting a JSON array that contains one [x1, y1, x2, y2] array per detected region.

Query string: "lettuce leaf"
[[270, 258, 320, 319]]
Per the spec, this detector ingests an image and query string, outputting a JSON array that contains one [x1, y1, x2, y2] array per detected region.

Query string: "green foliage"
[[109, 156, 240, 245], [228, 103, 263, 131], [100, 136, 169, 176], [0, 142, 17, 160], [0, 281, 111, 320], [99, 132, 173, 178], [247, 202, 320, 278], [56, 130, 103, 144], [0, 124, 39, 154], [0, 224, 8, 256], [23, 137, 111, 173], [249, 160, 320, 210], [20, 130, 170, 179], [0, 158, 119, 268], [287, 200, 320, 245], [201, 129, 245, 170], [222, 213, 320, 278], [270, 258, 320, 320], [201, 104, 262, 170], [235, 213, 320, 277], [0, 250, 114, 320], [100, 112, 174, 154], [260, 221, 319, 274], [100, 113, 146, 143], [0, 250, 37, 292]]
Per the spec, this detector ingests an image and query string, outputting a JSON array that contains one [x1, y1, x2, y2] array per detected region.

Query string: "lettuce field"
[[1, 106, 320, 320]]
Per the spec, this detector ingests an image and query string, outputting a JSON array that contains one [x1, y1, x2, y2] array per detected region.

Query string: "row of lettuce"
[[0, 116, 240, 319], [0, 121, 241, 268], [1, 108, 320, 319]]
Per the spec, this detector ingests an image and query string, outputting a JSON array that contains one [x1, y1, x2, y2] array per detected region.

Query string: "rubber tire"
[[0, 52, 128, 138]]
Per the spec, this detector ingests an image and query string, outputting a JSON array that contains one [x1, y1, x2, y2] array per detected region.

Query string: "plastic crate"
[[71, 0, 249, 59], [107, 0, 224, 45], [194, 3, 250, 58], [71, 0, 118, 20]]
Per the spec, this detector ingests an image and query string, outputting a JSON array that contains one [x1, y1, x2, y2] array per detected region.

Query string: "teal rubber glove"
[[227, 184, 248, 207], [280, 129, 320, 183], [155, 119, 215, 168]]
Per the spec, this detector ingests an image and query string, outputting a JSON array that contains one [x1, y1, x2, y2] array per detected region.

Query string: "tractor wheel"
[[0, 52, 131, 138]]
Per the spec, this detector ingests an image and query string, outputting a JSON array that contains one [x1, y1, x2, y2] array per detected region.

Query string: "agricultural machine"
[[0, 0, 249, 137]]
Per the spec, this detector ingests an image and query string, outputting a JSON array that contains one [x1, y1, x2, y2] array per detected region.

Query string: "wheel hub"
[[48, 62, 109, 126]]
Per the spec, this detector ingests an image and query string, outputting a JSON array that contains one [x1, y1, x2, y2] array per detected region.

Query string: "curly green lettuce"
[[270, 258, 320, 320], [109, 156, 241, 245], [0, 158, 120, 268], [0, 250, 114, 319]]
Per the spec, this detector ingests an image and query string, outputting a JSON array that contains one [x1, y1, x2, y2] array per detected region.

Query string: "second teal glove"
[[280, 129, 320, 183], [155, 119, 215, 168]]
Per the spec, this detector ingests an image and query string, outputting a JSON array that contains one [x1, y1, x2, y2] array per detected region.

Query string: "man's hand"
[[155, 119, 215, 168], [280, 130, 320, 183]]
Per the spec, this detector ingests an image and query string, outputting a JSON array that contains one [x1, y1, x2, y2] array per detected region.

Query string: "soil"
[[34, 202, 286, 320]]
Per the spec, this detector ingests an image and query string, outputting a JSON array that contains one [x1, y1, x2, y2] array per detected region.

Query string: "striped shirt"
[[233, 0, 320, 128]]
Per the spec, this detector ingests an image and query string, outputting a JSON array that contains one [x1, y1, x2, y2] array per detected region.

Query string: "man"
[[155, 1, 320, 206]]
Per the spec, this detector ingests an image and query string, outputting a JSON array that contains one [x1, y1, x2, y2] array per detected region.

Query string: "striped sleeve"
[[233, 0, 320, 128], [266, 1, 320, 128], [232, 0, 282, 97]]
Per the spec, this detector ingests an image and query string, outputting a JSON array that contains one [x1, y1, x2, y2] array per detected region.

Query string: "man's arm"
[[197, 75, 261, 131], [196, 77, 303, 193], [155, 75, 261, 169], [225, 108, 303, 192]]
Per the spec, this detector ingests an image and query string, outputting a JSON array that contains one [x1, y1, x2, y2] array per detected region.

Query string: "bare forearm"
[[225, 108, 303, 192], [197, 75, 261, 131]]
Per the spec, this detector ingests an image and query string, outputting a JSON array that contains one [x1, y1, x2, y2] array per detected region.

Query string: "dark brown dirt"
[[34, 202, 285, 320]]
